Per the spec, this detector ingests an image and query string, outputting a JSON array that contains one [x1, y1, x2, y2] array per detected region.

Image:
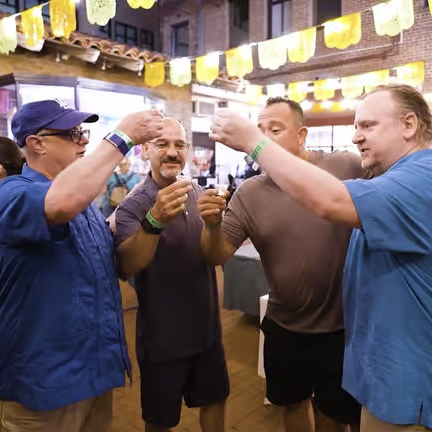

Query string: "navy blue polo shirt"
[[0, 165, 131, 411], [115, 174, 220, 363]]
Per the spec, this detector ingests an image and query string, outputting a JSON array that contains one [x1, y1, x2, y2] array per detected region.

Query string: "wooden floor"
[[112, 268, 280, 432]]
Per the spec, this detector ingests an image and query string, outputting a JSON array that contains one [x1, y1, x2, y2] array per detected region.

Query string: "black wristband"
[[141, 216, 164, 235]]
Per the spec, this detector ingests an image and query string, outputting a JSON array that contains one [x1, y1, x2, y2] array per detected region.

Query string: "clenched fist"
[[198, 189, 228, 227], [150, 179, 192, 225], [117, 109, 164, 145]]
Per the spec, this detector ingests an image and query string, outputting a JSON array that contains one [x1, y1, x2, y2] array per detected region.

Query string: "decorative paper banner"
[[324, 13, 362, 50], [245, 84, 263, 105], [0, 16, 17, 55], [314, 79, 337, 101], [127, 0, 156, 9], [170, 58, 192, 87], [21, 6, 44, 47], [195, 53, 219, 84], [226, 45, 253, 77], [341, 75, 365, 99], [145, 62, 165, 87], [363, 69, 390, 92], [287, 27, 317, 63], [86, 0, 116, 26], [50, 0, 77, 38], [396, 61, 425, 87], [288, 82, 308, 102], [267, 83, 286, 98], [372, 0, 414, 37], [258, 36, 288, 70]]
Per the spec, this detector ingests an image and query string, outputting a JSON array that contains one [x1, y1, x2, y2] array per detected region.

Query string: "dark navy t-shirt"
[[115, 174, 220, 363]]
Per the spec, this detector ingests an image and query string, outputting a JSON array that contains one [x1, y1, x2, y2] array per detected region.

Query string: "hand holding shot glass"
[[197, 186, 229, 228]]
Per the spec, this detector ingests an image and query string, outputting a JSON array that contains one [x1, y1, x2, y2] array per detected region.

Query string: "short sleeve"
[[222, 190, 249, 249], [115, 187, 152, 245], [344, 157, 432, 254], [0, 177, 63, 245]]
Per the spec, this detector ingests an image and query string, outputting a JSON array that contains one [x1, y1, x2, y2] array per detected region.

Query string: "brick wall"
[[162, 1, 230, 58], [0, 49, 192, 141], [246, 0, 432, 94]]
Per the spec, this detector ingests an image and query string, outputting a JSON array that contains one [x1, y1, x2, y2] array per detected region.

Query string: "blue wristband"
[[104, 129, 134, 156]]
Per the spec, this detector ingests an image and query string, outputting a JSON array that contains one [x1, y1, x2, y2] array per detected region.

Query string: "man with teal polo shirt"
[[208, 84, 432, 432], [0, 99, 163, 431]]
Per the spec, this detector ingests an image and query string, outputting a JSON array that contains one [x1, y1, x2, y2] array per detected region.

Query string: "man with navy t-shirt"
[[208, 84, 432, 431], [0, 99, 163, 431]]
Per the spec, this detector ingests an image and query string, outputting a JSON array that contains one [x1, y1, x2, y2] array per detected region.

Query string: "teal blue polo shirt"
[[343, 150, 432, 428]]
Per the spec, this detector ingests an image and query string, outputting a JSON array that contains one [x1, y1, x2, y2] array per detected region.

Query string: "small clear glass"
[[215, 184, 228, 197], [176, 174, 192, 215]]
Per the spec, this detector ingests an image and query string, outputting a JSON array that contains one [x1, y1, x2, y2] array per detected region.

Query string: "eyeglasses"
[[37, 129, 90, 144], [150, 140, 190, 153]]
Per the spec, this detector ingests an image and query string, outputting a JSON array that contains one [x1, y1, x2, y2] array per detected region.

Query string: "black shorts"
[[261, 316, 361, 426], [139, 342, 230, 428]]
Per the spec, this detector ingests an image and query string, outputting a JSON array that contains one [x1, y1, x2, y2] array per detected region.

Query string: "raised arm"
[[209, 110, 361, 228], [45, 110, 163, 226]]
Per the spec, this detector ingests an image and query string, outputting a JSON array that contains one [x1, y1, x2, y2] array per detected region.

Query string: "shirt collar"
[[22, 164, 52, 183]]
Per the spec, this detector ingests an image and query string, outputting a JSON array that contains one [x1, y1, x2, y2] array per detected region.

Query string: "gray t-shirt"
[[115, 174, 220, 363], [223, 150, 366, 333]]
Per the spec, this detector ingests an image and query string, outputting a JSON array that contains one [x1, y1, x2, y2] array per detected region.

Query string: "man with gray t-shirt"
[[198, 97, 365, 432]]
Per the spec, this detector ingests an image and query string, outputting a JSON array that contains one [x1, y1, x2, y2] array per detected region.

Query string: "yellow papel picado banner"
[[0, 0, 426, 96]]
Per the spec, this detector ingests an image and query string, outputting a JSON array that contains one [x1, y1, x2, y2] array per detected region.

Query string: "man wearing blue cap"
[[0, 99, 164, 431]]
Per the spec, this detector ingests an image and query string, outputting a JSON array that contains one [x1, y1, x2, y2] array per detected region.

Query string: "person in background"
[[103, 156, 142, 217], [243, 154, 262, 179], [208, 84, 432, 432], [0, 136, 25, 179], [0, 99, 163, 432], [198, 97, 363, 432], [115, 118, 229, 432]]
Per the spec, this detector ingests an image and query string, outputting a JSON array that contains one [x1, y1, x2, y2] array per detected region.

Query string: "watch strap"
[[141, 216, 163, 235], [104, 129, 134, 156]]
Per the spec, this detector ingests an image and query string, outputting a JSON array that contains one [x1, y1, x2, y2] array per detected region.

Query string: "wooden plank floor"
[[112, 268, 280, 432]]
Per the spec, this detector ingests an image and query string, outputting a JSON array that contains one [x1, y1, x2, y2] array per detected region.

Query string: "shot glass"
[[176, 174, 192, 215]]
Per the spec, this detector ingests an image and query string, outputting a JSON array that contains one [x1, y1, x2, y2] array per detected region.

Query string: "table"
[[223, 243, 269, 316]]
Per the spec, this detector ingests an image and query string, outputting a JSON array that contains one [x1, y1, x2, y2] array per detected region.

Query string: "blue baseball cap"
[[12, 99, 99, 148]]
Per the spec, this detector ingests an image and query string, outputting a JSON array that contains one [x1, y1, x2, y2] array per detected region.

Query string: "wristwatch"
[[141, 210, 165, 235], [104, 129, 134, 156], [141, 217, 163, 235]]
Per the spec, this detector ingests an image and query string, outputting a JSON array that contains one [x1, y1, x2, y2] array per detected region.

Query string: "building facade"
[[0, 0, 193, 150], [159, 0, 432, 157]]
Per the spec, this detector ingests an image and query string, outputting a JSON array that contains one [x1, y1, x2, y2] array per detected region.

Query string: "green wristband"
[[146, 210, 166, 229], [251, 138, 270, 162], [113, 128, 134, 152]]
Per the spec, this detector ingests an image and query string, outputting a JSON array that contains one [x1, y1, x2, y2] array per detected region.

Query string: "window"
[[24, 0, 50, 22], [172, 21, 189, 57], [229, 0, 249, 47], [99, 22, 112, 39], [140, 29, 155, 51], [269, 0, 291, 38], [114, 22, 138, 47], [0, 0, 18, 14], [314, 0, 341, 25]]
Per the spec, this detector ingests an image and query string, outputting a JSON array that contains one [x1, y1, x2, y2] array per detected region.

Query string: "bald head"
[[162, 118, 186, 140]]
